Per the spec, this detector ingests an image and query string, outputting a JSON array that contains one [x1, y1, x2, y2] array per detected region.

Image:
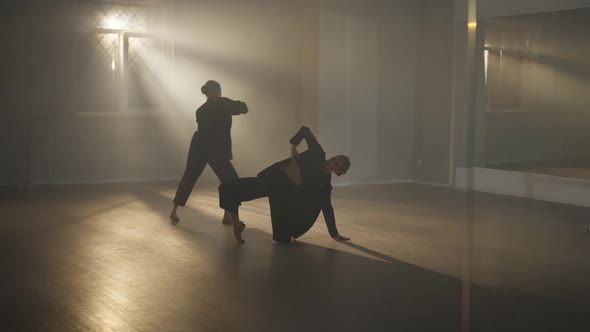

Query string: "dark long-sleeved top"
[[258, 126, 339, 239], [195, 97, 248, 159]]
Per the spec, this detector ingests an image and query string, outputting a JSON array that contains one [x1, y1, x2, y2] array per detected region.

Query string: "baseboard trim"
[[455, 167, 590, 208], [333, 179, 414, 187], [33, 177, 181, 186], [413, 180, 452, 188]]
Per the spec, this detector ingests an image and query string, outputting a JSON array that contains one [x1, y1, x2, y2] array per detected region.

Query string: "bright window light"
[[108, 18, 122, 30]]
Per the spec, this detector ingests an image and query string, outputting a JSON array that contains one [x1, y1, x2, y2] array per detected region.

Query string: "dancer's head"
[[326, 155, 350, 176], [201, 80, 222, 98]]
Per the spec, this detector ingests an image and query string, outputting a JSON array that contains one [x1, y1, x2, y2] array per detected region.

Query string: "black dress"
[[258, 127, 339, 242], [218, 126, 339, 242]]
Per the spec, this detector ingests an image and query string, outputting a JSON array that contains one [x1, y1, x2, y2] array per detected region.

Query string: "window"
[[76, 2, 172, 114], [77, 32, 120, 113], [126, 35, 166, 110]]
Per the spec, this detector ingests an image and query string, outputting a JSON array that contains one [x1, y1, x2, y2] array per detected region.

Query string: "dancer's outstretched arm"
[[222, 97, 249, 115], [321, 187, 350, 241]]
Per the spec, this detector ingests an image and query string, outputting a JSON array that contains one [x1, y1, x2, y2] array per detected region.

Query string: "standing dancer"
[[170, 80, 248, 225]]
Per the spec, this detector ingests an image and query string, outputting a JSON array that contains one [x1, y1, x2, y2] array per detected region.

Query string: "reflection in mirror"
[[481, 8, 590, 180]]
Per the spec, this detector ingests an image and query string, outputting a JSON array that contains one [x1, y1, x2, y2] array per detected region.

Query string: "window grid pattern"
[[77, 2, 168, 113], [81, 2, 159, 31]]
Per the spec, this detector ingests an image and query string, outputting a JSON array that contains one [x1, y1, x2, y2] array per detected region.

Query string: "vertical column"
[[451, 0, 477, 331]]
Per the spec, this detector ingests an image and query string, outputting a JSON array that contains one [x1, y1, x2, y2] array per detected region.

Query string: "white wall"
[[415, 0, 455, 184], [318, 0, 418, 184], [317, 0, 457, 185], [319, 11, 380, 183]]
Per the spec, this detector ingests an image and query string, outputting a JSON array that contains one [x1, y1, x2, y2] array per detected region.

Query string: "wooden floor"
[[0, 183, 588, 331]]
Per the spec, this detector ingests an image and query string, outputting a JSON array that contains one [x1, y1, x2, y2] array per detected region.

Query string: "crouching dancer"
[[219, 126, 351, 244]]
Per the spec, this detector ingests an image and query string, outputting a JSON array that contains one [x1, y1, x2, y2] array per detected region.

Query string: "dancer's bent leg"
[[209, 158, 240, 225], [170, 140, 208, 223], [219, 177, 269, 243]]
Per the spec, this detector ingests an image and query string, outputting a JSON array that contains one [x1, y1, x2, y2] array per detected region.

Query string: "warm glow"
[[111, 59, 116, 71], [108, 18, 122, 30], [468, 21, 477, 29]]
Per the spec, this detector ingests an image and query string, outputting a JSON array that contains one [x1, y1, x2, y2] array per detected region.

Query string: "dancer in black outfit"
[[170, 80, 248, 224], [219, 126, 351, 243]]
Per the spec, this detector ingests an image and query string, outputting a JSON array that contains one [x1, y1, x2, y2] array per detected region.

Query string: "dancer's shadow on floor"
[[337, 241, 399, 263], [134, 186, 588, 332], [170, 224, 587, 332]]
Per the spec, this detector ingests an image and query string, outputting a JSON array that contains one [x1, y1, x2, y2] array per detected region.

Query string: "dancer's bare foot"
[[170, 204, 180, 224], [221, 211, 233, 225], [233, 221, 246, 244]]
